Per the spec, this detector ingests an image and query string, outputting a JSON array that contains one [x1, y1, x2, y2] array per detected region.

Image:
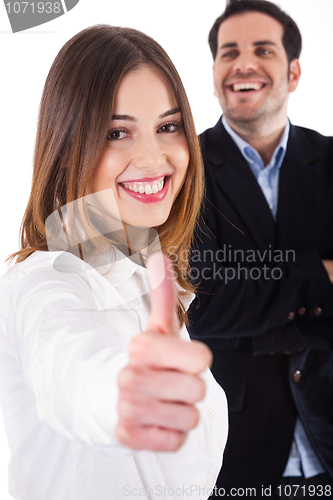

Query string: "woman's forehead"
[[112, 66, 180, 117]]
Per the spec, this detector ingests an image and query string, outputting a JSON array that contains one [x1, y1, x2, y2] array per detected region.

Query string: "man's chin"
[[224, 109, 262, 126]]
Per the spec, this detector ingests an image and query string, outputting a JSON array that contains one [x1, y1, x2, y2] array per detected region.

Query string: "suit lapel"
[[276, 125, 321, 250], [203, 120, 275, 251]]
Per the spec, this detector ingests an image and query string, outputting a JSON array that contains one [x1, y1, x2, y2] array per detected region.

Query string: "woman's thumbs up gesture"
[[115, 254, 212, 452]]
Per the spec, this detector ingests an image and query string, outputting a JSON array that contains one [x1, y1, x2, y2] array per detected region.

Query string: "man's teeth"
[[123, 178, 165, 195], [233, 82, 262, 92]]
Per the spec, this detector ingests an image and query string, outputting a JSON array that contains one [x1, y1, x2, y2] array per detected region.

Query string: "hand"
[[115, 253, 212, 452], [322, 259, 333, 283]]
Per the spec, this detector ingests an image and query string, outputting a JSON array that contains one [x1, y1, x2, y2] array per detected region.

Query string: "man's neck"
[[225, 118, 287, 166]]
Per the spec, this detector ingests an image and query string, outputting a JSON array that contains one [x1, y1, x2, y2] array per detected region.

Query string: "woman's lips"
[[119, 176, 171, 204]]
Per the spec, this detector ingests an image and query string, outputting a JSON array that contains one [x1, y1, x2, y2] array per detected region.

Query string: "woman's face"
[[88, 65, 189, 229]]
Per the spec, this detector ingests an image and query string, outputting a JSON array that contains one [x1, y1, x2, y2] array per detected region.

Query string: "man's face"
[[213, 12, 300, 129]]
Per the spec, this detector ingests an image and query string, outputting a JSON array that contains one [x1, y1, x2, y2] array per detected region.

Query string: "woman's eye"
[[158, 122, 180, 133], [107, 129, 127, 141]]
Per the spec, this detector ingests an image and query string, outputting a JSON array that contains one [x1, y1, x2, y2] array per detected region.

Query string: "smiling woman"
[[0, 25, 228, 500], [14, 25, 203, 297], [88, 65, 190, 228]]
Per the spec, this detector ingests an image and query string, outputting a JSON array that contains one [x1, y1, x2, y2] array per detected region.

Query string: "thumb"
[[146, 253, 178, 336]]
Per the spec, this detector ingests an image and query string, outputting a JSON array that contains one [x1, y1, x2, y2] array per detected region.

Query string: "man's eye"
[[222, 50, 238, 59], [107, 129, 127, 141], [158, 122, 180, 133], [257, 48, 271, 56]]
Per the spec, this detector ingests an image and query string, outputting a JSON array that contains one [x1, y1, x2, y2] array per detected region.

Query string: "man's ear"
[[288, 59, 301, 93]]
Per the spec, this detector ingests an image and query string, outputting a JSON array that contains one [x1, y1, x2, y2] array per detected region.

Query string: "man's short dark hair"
[[209, 0, 302, 63]]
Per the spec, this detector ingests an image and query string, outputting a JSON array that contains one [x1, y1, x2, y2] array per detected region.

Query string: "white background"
[[0, 0, 332, 497]]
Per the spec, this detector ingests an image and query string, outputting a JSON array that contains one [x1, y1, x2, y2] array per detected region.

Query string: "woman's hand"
[[115, 254, 212, 452]]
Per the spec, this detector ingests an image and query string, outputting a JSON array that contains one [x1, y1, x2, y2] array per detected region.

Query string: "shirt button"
[[207, 409, 216, 420], [287, 312, 295, 320], [297, 306, 306, 315], [292, 370, 302, 383], [313, 307, 322, 316]]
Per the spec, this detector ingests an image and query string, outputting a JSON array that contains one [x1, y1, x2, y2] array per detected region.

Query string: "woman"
[[0, 25, 228, 500]]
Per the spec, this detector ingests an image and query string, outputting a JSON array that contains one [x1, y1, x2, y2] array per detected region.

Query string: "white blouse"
[[0, 250, 228, 500]]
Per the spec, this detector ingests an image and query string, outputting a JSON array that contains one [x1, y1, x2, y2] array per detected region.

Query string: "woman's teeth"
[[123, 178, 165, 195]]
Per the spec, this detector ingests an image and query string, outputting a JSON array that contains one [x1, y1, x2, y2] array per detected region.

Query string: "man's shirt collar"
[[222, 115, 290, 173]]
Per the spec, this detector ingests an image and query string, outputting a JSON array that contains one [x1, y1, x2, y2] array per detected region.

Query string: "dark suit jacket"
[[188, 119, 333, 492]]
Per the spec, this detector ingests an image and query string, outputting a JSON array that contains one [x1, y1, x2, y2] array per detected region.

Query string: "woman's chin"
[[125, 219, 168, 229], [122, 213, 169, 229]]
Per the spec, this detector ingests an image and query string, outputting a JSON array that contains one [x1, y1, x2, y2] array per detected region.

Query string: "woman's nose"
[[131, 135, 165, 172]]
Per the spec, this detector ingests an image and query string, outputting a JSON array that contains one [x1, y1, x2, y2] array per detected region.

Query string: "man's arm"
[[188, 235, 333, 349]]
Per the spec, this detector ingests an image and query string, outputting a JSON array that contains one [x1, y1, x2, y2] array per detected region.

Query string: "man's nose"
[[131, 135, 165, 171], [233, 52, 259, 74]]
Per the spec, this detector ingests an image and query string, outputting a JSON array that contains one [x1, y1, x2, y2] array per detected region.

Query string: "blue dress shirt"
[[222, 115, 289, 220], [222, 115, 325, 478]]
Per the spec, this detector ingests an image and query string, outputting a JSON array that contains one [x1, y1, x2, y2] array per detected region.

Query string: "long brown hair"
[[11, 25, 204, 322]]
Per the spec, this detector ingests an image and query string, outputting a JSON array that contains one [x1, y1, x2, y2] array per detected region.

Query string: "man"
[[188, 0, 333, 497]]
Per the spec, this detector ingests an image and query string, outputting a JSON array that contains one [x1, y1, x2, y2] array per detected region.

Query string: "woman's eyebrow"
[[159, 108, 181, 119], [111, 114, 136, 121], [111, 108, 181, 122]]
